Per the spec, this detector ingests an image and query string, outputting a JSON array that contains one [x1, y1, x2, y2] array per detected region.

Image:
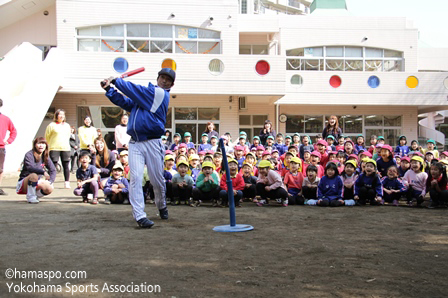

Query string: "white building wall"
[[418, 48, 448, 72], [0, 5, 57, 56], [279, 16, 419, 72], [282, 71, 448, 106]]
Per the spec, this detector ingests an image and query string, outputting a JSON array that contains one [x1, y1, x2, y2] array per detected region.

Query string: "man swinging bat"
[[101, 68, 175, 228]]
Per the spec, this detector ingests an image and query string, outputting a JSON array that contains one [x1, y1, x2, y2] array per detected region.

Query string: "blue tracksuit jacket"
[[394, 145, 409, 157], [106, 78, 169, 142], [354, 173, 383, 197], [376, 158, 397, 177], [317, 175, 343, 201]]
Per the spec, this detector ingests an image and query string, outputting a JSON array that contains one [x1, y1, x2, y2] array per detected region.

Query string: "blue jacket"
[[355, 144, 366, 153], [274, 143, 287, 156], [354, 173, 383, 197], [317, 175, 343, 201], [104, 177, 129, 196], [376, 157, 397, 177], [394, 145, 409, 157], [199, 143, 212, 152], [381, 176, 406, 193], [106, 78, 169, 142]]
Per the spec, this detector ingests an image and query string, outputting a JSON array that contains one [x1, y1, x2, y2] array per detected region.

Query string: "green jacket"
[[195, 172, 220, 192]]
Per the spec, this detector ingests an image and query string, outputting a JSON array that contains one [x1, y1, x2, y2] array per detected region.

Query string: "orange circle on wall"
[[162, 59, 177, 71], [406, 76, 419, 89], [329, 75, 342, 88]]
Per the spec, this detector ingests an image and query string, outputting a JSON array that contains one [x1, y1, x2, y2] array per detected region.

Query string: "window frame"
[[76, 24, 222, 54], [286, 46, 404, 72]]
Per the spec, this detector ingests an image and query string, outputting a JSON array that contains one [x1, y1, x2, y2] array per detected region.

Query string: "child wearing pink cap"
[[398, 156, 411, 177], [440, 152, 448, 160], [376, 145, 397, 177], [302, 151, 324, 178], [344, 140, 357, 157], [316, 140, 329, 167]]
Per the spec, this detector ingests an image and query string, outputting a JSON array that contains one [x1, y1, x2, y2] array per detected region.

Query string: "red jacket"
[[219, 172, 245, 191], [0, 114, 17, 148]]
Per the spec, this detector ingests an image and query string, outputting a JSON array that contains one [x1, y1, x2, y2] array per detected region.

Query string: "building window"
[[77, 24, 221, 54], [241, 0, 247, 14], [239, 115, 268, 140], [239, 45, 269, 55], [286, 46, 404, 72], [285, 114, 401, 143], [174, 107, 220, 144]]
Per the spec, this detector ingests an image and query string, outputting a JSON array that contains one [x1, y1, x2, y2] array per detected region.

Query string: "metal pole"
[[219, 138, 236, 227]]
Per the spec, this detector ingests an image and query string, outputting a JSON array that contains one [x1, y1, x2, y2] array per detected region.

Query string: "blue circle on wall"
[[368, 76, 380, 88], [113, 57, 129, 73]]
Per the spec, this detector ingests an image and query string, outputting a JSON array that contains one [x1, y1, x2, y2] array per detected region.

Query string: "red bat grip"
[[120, 67, 145, 78]]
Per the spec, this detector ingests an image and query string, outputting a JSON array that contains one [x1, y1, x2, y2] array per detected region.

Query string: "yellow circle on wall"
[[406, 76, 419, 89], [162, 59, 177, 71]]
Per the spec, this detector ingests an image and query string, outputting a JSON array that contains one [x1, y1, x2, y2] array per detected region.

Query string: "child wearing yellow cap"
[[402, 156, 428, 207], [192, 161, 220, 207], [219, 158, 245, 207], [256, 160, 289, 207], [188, 154, 201, 184], [241, 162, 257, 202], [354, 159, 383, 205], [171, 160, 194, 206], [283, 157, 304, 205], [341, 160, 358, 206]]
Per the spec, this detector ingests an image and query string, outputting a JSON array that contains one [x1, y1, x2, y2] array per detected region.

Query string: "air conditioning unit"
[[239, 96, 247, 110]]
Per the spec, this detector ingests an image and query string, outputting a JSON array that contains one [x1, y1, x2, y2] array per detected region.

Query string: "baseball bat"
[[120, 67, 145, 78]]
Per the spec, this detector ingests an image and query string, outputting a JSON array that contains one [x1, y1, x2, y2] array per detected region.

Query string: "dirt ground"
[[1, 173, 448, 298]]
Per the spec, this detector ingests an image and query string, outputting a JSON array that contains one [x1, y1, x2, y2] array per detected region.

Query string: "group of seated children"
[[158, 132, 448, 208], [19, 132, 447, 209]]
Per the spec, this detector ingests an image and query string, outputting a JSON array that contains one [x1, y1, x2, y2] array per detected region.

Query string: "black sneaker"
[[137, 218, 154, 229], [0, 189, 7, 195], [159, 208, 169, 220]]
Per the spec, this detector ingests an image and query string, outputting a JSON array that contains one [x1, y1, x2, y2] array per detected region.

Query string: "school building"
[[0, 0, 448, 173]]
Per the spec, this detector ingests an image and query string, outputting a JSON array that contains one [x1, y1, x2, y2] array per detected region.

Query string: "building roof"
[[310, 0, 348, 14], [0, 0, 54, 30]]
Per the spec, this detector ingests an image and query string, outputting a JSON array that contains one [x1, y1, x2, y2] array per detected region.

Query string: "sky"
[[346, 0, 448, 48]]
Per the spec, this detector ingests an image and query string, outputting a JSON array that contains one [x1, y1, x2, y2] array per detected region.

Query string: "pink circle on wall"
[[256, 60, 270, 75], [329, 75, 342, 88]]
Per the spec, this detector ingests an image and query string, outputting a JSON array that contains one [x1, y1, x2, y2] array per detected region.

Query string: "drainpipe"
[[275, 102, 279, 134]]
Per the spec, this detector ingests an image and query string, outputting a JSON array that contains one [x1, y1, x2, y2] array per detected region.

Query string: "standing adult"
[[115, 113, 131, 153], [322, 115, 342, 141], [0, 98, 17, 195], [78, 115, 97, 155], [101, 68, 175, 228], [164, 130, 172, 147], [259, 120, 276, 146], [69, 126, 80, 174], [204, 121, 219, 141], [45, 109, 71, 189]]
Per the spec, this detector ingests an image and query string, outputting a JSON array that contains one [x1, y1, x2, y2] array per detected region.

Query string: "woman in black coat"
[[70, 126, 80, 173], [259, 120, 276, 146]]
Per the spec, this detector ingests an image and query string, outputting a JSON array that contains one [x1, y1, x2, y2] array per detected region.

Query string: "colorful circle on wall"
[[113, 57, 129, 73], [255, 60, 270, 75], [329, 75, 342, 88], [209, 59, 224, 76], [162, 59, 177, 71], [291, 74, 303, 87], [444, 77, 448, 90], [406, 76, 419, 89], [368, 75, 380, 88]]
